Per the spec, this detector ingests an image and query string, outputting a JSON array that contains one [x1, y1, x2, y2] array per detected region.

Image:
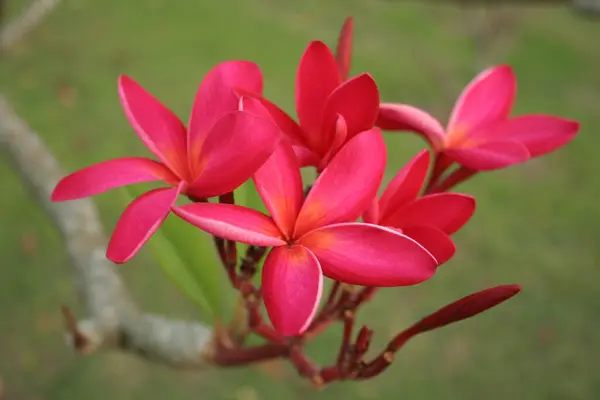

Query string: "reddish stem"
[[357, 328, 416, 379], [336, 309, 356, 378], [212, 342, 288, 366], [427, 152, 454, 191], [426, 166, 477, 194], [324, 281, 341, 310], [240, 245, 266, 281], [353, 326, 373, 362], [289, 345, 324, 386], [319, 366, 341, 384]]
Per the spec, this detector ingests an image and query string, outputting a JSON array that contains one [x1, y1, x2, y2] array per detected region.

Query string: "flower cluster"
[[52, 16, 578, 362]]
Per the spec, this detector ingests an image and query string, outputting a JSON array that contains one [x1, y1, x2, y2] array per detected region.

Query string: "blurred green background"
[[1, 0, 599, 399]]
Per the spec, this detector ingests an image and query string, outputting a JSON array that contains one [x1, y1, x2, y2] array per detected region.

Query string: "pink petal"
[[294, 128, 386, 237], [295, 41, 341, 133], [409, 285, 522, 334], [107, 184, 182, 263], [253, 140, 303, 238], [474, 115, 580, 158], [188, 61, 263, 160], [321, 73, 379, 147], [293, 144, 320, 168], [444, 140, 529, 171], [51, 157, 178, 201], [383, 193, 476, 235], [118, 76, 188, 179], [376, 103, 446, 150], [239, 94, 308, 148], [402, 226, 456, 265], [298, 223, 437, 286], [447, 65, 516, 133], [379, 149, 430, 221], [262, 245, 323, 336], [172, 202, 285, 247], [362, 198, 379, 224], [336, 16, 354, 80], [319, 114, 348, 170], [188, 111, 280, 197]]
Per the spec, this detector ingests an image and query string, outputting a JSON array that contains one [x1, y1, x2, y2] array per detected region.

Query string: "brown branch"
[[0, 96, 214, 368]]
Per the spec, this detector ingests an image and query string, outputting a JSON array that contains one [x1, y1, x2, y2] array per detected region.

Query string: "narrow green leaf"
[[150, 222, 213, 312], [120, 186, 227, 318], [159, 212, 225, 316]]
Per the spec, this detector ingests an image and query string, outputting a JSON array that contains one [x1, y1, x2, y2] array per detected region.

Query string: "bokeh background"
[[1, 0, 599, 399]]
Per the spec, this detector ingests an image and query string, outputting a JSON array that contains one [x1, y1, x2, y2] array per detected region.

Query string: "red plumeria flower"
[[173, 128, 438, 336], [239, 40, 379, 171], [377, 65, 580, 171], [364, 150, 475, 265], [51, 61, 280, 264]]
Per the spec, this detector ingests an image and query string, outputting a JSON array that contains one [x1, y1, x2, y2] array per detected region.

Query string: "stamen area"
[[444, 126, 470, 148]]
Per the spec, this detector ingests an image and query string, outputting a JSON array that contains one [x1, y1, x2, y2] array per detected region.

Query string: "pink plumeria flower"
[[238, 40, 379, 171], [51, 61, 280, 263], [377, 65, 580, 170], [173, 128, 438, 336], [364, 150, 475, 265]]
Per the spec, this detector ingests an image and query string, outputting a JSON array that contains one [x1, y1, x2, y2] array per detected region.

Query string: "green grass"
[[1, 0, 599, 399]]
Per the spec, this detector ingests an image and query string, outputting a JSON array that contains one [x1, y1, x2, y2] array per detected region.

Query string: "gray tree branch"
[[0, 95, 214, 367], [1, 0, 215, 369], [0, 0, 60, 51]]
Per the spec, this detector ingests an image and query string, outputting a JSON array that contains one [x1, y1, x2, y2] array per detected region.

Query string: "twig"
[[0, 0, 61, 52]]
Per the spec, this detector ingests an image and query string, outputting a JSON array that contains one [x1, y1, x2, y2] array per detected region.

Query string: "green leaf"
[[120, 186, 227, 318], [159, 212, 225, 316], [150, 220, 213, 312]]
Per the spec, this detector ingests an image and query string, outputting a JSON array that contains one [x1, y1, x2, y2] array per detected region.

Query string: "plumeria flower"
[[51, 61, 281, 263], [364, 150, 475, 265], [377, 65, 580, 171], [173, 127, 438, 336], [238, 40, 379, 171]]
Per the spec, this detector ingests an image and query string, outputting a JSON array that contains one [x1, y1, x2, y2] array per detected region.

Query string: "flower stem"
[[426, 166, 477, 194]]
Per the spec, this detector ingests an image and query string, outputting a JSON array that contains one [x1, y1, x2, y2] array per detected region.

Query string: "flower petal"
[[447, 65, 516, 132], [408, 285, 522, 334], [262, 245, 323, 336], [107, 184, 182, 263], [294, 128, 386, 236], [118, 76, 188, 178], [172, 202, 285, 247], [239, 94, 308, 148], [376, 103, 446, 149], [383, 193, 476, 235], [379, 149, 430, 221], [362, 198, 379, 224], [402, 226, 455, 265], [473, 115, 580, 158], [336, 16, 354, 80], [293, 145, 320, 168], [51, 157, 178, 201], [299, 223, 437, 286], [319, 114, 347, 170], [444, 140, 530, 171], [321, 73, 379, 145], [188, 111, 280, 197], [295, 41, 341, 133], [188, 61, 263, 159], [253, 140, 303, 237]]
